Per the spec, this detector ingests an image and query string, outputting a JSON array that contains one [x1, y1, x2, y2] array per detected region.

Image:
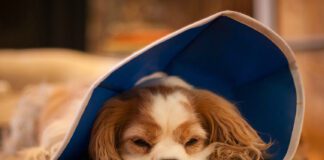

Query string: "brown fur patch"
[[187, 89, 271, 160], [89, 91, 148, 160], [173, 120, 207, 155]]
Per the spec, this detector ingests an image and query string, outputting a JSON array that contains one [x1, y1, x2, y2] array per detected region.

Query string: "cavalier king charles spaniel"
[[89, 73, 271, 160]]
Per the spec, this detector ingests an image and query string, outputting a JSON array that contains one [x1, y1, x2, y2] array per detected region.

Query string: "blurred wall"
[[278, 0, 324, 159], [278, 0, 324, 39], [87, 0, 253, 54]]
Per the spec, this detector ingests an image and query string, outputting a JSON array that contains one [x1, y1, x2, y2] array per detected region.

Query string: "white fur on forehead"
[[135, 72, 192, 89], [150, 91, 192, 131], [147, 91, 210, 160]]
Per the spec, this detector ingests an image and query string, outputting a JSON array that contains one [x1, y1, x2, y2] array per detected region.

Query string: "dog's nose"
[[153, 139, 185, 160]]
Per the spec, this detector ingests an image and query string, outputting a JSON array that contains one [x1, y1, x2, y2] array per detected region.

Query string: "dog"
[[1, 73, 269, 160], [89, 73, 270, 160]]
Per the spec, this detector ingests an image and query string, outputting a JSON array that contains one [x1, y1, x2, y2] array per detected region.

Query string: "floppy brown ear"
[[89, 97, 136, 160], [191, 89, 270, 160]]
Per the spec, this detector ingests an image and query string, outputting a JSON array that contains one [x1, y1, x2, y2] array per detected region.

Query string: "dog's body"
[[1, 83, 88, 160], [1, 74, 269, 160]]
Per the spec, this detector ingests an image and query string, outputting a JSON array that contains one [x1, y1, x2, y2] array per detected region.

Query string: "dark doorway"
[[0, 0, 87, 51]]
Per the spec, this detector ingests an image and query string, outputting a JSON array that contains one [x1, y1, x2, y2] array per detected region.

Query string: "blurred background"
[[0, 0, 324, 159]]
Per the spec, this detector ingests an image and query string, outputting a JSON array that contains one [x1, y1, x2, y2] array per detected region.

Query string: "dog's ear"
[[89, 96, 136, 160], [190, 89, 270, 159]]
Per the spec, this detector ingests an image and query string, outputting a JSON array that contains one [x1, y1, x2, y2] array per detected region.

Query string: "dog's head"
[[89, 76, 269, 160]]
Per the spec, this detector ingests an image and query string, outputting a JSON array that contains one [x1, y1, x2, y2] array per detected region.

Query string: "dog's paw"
[[18, 147, 50, 160], [48, 142, 62, 158]]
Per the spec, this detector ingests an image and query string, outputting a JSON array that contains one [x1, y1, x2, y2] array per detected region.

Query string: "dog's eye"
[[132, 138, 151, 148], [185, 138, 198, 146]]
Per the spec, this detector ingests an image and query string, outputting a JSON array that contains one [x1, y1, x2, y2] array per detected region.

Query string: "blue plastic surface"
[[60, 16, 296, 160]]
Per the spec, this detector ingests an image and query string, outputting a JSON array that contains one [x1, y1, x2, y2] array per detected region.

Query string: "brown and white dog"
[[89, 73, 270, 160], [1, 73, 269, 160]]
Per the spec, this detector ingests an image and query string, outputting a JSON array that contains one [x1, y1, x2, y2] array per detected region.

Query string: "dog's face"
[[89, 86, 269, 160]]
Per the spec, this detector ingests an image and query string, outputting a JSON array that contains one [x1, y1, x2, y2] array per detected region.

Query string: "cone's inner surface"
[[60, 16, 296, 160]]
